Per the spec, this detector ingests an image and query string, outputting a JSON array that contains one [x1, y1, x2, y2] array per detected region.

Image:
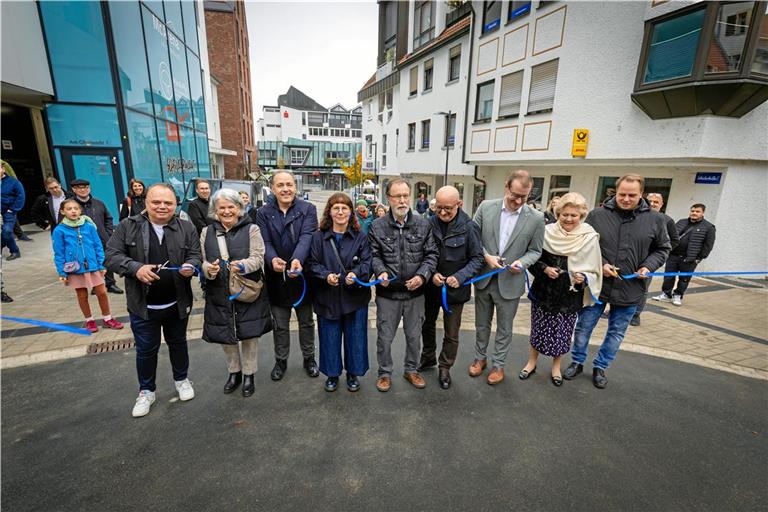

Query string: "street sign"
[[695, 172, 722, 184], [571, 128, 589, 157]]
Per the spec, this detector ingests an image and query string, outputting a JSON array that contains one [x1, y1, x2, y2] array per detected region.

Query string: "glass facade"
[[39, 0, 210, 217]]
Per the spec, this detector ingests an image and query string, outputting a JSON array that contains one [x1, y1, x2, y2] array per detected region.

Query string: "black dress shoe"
[[551, 375, 563, 387], [518, 367, 536, 380], [270, 359, 287, 381], [242, 374, 255, 397], [592, 368, 608, 389], [1, 292, 13, 303], [223, 371, 242, 394], [303, 357, 319, 378], [563, 363, 583, 380], [438, 368, 451, 389], [324, 377, 339, 392], [346, 374, 360, 392], [107, 284, 124, 294]]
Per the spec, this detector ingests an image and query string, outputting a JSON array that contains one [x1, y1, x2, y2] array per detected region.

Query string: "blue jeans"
[[571, 302, 637, 370], [129, 306, 189, 392], [317, 307, 369, 378], [1, 212, 19, 255]]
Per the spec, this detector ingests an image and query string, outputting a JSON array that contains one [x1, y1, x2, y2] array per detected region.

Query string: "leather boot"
[[223, 372, 242, 394], [242, 374, 255, 397], [303, 357, 319, 378], [270, 359, 287, 381]]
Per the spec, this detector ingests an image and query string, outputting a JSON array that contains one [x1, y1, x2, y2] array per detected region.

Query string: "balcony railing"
[[446, 1, 472, 28]]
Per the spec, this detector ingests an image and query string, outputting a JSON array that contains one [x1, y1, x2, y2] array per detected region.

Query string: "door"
[[60, 148, 124, 221]]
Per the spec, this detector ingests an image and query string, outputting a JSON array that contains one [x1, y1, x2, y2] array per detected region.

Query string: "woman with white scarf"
[[518, 192, 602, 386]]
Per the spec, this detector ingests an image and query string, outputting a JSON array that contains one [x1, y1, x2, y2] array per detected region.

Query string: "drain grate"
[[87, 339, 135, 354]]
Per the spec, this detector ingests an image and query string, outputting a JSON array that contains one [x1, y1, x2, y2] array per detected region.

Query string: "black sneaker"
[[593, 368, 608, 389], [563, 362, 583, 380]]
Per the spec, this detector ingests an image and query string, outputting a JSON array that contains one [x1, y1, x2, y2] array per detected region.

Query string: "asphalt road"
[[2, 330, 766, 511]]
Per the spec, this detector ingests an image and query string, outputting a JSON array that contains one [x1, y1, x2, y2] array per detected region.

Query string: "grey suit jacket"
[[473, 199, 545, 300]]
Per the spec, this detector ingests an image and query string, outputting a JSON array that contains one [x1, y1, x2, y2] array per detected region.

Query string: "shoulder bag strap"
[[328, 236, 346, 275]]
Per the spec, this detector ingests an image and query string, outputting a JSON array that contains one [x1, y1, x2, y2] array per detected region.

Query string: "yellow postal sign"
[[572, 129, 589, 157]]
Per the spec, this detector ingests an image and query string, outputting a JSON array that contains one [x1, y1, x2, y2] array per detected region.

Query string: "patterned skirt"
[[529, 302, 577, 357]]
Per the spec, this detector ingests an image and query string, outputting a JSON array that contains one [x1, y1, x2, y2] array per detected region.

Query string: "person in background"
[[0, 160, 32, 242], [519, 193, 602, 387], [415, 193, 429, 215], [119, 179, 146, 221], [70, 179, 123, 294], [653, 203, 715, 307], [201, 189, 272, 398], [53, 199, 124, 333], [240, 190, 254, 216], [544, 196, 561, 225], [31, 177, 71, 235], [308, 193, 372, 392], [0, 162, 25, 260], [187, 179, 212, 235], [355, 199, 373, 234], [375, 204, 388, 219], [427, 198, 437, 218]]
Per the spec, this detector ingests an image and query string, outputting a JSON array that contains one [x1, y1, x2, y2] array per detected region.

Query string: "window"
[[308, 112, 326, 125], [290, 148, 308, 165], [325, 150, 350, 161], [421, 120, 431, 149], [366, 135, 373, 157], [498, 70, 524, 118], [125, 109, 162, 183], [643, 8, 705, 84], [528, 59, 558, 113], [483, 1, 501, 34], [410, 67, 418, 96], [753, 4, 768, 74], [109, 2, 153, 114], [445, 113, 457, 147], [448, 45, 461, 81], [382, 134, 387, 154], [384, 0, 398, 50], [408, 123, 416, 149], [181, 0, 199, 52], [475, 80, 495, 121], [508, 1, 532, 21], [424, 59, 434, 91], [260, 149, 277, 160], [414, 1, 435, 49], [382, 154, 387, 168], [707, 3, 754, 73], [187, 50, 207, 132], [302, 112, 306, 125]]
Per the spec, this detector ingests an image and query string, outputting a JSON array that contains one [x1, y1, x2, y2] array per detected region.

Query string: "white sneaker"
[[175, 378, 195, 401], [671, 295, 683, 306], [652, 293, 671, 302], [132, 390, 156, 418]]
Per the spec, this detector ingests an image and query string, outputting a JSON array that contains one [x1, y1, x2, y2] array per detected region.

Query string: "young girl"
[[52, 199, 123, 333]]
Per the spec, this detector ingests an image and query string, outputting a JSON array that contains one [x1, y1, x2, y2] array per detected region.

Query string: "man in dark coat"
[[631, 192, 679, 325], [187, 179, 212, 235], [653, 203, 716, 307], [368, 179, 439, 392], [255, 171, 320, 381], [70, 179, 123, 294], [563, 174, 671, 389], [419, 186, 484, 389], [105, 183, 202, 417], [31, 177, 71, 234]]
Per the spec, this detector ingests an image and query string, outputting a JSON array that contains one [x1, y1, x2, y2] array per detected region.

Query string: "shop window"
[[483, 1, 501, 34], [529, 177, 545, 208], [475, 80, 495, 121], [179, 125, 199, 178], [473, 183, 486, 212], [548, 175, 571, 201], [643, 8, 706, 84], [448, 45, 462, 81], [155, 117, 183, 196], [498, 70, 524, 118], [46, 104, 121, 148], [706, 2, 754, 74], [528, 59, 559, 114], [508, 1, 532, 22], [595, 176, 620, 206]]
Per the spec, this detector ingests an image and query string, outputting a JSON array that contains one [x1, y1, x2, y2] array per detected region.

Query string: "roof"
[[277, 86, 326, 112], [398, 16, 471, 67]]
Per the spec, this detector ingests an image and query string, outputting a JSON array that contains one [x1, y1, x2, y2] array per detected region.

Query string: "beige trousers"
[[221, 338, 259, 375]]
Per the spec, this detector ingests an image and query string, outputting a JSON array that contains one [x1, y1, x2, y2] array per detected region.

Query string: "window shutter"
[[410, 67, 418, 94], [528, 59, 558, 113], [449, 45, 461, 58], [498, 70, 524, 117]]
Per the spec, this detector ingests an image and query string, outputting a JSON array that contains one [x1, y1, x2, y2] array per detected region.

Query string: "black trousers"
[[661, 254, 697, 297], [421, 297, 464, 370]]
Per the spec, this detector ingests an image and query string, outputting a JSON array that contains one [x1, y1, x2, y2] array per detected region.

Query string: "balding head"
[[435, 186, 460, 203], [435, 186, 463, 223]]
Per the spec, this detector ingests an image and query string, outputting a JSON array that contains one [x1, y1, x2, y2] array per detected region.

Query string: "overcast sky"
[[246, 1, 379, 119]]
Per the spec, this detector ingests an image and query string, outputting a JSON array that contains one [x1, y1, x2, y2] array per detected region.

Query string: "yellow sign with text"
[[572, 128, 589, 157]]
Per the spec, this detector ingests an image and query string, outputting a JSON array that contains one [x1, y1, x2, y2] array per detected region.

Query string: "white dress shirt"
[[499, 206, 521, 254]]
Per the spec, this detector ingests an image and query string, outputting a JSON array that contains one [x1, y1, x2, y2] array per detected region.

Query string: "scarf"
[[543, 221, 603, 306], [61, 215, 96, 228]]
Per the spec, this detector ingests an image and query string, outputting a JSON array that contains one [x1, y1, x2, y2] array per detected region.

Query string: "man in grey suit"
[[470, 170, 545, 385]]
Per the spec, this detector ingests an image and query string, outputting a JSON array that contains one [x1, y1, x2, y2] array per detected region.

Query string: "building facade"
[[1, 0, 213, 220]]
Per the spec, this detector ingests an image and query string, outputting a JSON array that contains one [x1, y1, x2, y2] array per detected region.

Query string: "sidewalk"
[[2, 227, 767, 379]]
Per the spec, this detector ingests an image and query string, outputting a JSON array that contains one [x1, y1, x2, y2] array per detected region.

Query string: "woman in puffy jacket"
[[52, 199, 123, 333]]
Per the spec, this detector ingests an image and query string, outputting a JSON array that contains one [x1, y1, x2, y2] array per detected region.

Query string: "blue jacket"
[[356, 211, 373, 234], [52, 221, 105, 277], [1, 175, 25, 213], [308, 228, 372, 319], [255, 195, 318, 307]]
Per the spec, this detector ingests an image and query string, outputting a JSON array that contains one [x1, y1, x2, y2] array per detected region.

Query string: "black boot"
[[242, 374, 255, 397], [563, 363, 583, 380], [270, 359, 287, 381], [592, 368, 608, 389], [223, 372, 242, 394], [303, 357, 319, 378], [438, 368, 451, 390]]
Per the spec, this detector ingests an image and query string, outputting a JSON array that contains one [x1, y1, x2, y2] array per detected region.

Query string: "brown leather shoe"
[[376, 376, 391, 392], [403, 372, 426, 389], [487, 367, 505, 385], [468, 359, 487, 377]]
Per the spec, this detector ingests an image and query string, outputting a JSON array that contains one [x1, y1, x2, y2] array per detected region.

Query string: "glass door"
[[60, 148, 124, 221]]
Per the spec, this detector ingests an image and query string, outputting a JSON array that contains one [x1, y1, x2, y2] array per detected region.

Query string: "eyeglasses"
[[387, 194, 410, 202], [435, 204, 458, 212], [330, 206, 350, 213], [506, 192, 529, 202]]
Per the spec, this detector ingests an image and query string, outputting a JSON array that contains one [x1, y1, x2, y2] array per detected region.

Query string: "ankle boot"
[[242, 374, 255, 397], [270, 359, 287, 381], [223, 372, 242, 394]]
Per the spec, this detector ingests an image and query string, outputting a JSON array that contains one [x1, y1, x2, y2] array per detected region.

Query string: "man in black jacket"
[[419, 186, 484, 389], [105, 183, 202, 418], [187, 179, 211, 235], [70, 179, 123, 294], [30, 177, 71, 234], [369, 179, 438, 392], [563, 175, 671, 389], [653, 203, 716, 307]]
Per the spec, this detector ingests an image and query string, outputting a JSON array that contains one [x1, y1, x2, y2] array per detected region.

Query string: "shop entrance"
[[595, 176, 673, 212], [60, 148, 123, 220]]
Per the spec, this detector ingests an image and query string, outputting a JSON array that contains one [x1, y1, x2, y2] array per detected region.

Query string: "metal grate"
[[87, 339, 135, 354]]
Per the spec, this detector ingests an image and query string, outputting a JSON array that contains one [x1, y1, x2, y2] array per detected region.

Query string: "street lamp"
[[435, 110, 452, 187]]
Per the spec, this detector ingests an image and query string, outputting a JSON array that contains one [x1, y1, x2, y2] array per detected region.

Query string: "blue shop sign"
[[695, 172, 722, 184]]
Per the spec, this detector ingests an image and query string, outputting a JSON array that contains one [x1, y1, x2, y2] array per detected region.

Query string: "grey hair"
[[209, 188, 246, 219]]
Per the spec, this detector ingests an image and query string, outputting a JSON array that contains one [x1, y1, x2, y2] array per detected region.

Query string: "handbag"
[[63, 227, 88, 274], [217, 228, 263, 303]]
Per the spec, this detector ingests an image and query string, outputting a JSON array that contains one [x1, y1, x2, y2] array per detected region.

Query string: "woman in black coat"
[[201, 188, 273, 397], [119, 179, 146, 220]]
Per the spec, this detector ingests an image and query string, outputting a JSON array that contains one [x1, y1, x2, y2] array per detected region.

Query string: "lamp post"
[[435, 110, 452, 187]]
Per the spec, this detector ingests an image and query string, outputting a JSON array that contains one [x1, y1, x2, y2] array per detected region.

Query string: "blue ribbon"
[[353, 275, 399, 287], [580, 273, 602, 305], [621, 270, 768, 280], [441, 284, 452, 315], [157, 264, 201, 276], [286, 270, 307, 308], [1, 315, 93, 336], [442, 264, 535, 314]]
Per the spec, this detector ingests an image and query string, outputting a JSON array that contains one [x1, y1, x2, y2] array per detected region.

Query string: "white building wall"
[[1, 1, 53, 96]]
